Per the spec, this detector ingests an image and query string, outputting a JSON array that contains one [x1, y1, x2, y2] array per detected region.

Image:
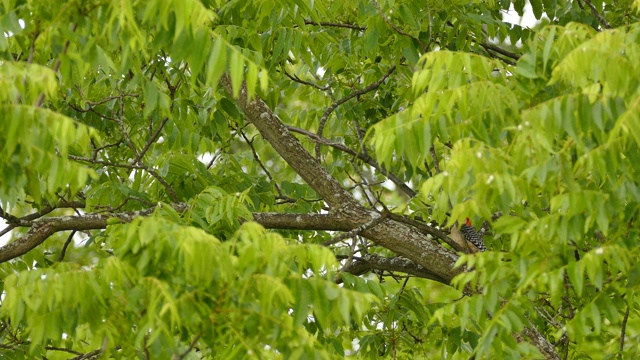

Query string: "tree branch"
[[479, 42, 521, 61], [304, 20, 366, 31], [620, 305, 630, 352], [372, 0, 427, 50], [287, 125, 416, 198], [339, 253, 449, 284], [580, 0, 611, 29], [1, 207, 363, 263], [220, 74, 360, 210], [314, 65, 396, 159], [0, 204, 188, 263], [522, 316, 561, 360], [221, 75, 463, 284], [251, 212, 353, 231], [324, 212, 388, 246]]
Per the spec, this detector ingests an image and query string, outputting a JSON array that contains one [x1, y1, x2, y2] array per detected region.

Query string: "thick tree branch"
[[221, 75, 463, 284], [0, 204, 187, 263], [339, 253, 449, 284], [522, 322, 561, 360], [324, 212, 389, 246], [252, 212, 354, 231], [1, 208, 364, 263], [220, 75, 360, 210]]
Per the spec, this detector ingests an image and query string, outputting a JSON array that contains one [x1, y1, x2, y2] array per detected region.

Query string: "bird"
[[459, 217, 486, 252]]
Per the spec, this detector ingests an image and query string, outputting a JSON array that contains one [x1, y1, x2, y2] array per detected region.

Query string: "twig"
[[116, 90, 141, 159], [176, 334, 201, 360], [45, 346, 83, 355], [238, 129, 282, 196], [70, 350, 101, 360], [303, 20, 366, 31], [287, 125, 416, 198], [324, 213, 388, 246], [352, 165, 378, 207], [343, 235, 360, 269], [134, 117, 169, 164], [479, 42, 521, 61], [315, 65, 396, 159], [283, 70, 330, 91], [0, 206, 20, 224], [143, 335, 151, 360], [371, 0, 426, 50], [620, 305, 630, 352], [67, 102, 118, 121], [0, 225, 15, 238], [58, 230, 77, 261], [68, 155, 179, 202], [480, 44, 516, 65], [581, 0, 611, 29]]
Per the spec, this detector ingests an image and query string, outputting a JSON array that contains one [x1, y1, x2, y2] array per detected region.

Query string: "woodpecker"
[[460, 218, 486, 252]]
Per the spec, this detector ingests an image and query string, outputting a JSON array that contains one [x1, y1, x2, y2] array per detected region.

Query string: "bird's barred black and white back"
[[460, 218, 486, 252]]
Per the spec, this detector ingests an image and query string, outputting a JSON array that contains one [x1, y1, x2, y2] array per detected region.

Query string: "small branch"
[[117, 91, 141, 159], [20, 200, 86, 222], [342, 234, 360, 269], [0, 206, 21, 224], [45, 346, 83, 355], [76, 92, 139, 107], [371, 0, 427, 50], [70, 350, 102, 360], [315, 65, 396, 159], [58, 230, 77, 261], [238, 128, 283, 196], [620, 305, 630, 352], [347, 164, 376, 208], [479, 42, 521, 61], [0, 225, 15, 238], [283, 70, 330, 91], [522, 315, 561, 360], [176, 334, 201, 360], [303, 20, 366, 31], [286, 125, 416, 198], [324, 212, 388, 246], [68, 155, 179, 202], [387, 213, 463, 252], [581, 0, 611, 29], [134, 117, 169, 164]]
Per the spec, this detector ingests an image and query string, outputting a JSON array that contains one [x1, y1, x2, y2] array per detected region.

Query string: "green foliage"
[[1, 0, 640, 358], [1, 219, 375, 358]]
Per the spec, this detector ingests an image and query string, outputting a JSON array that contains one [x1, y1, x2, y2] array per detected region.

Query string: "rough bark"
[[0, 204, 186, 263], [220, 74, 463, 284]]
